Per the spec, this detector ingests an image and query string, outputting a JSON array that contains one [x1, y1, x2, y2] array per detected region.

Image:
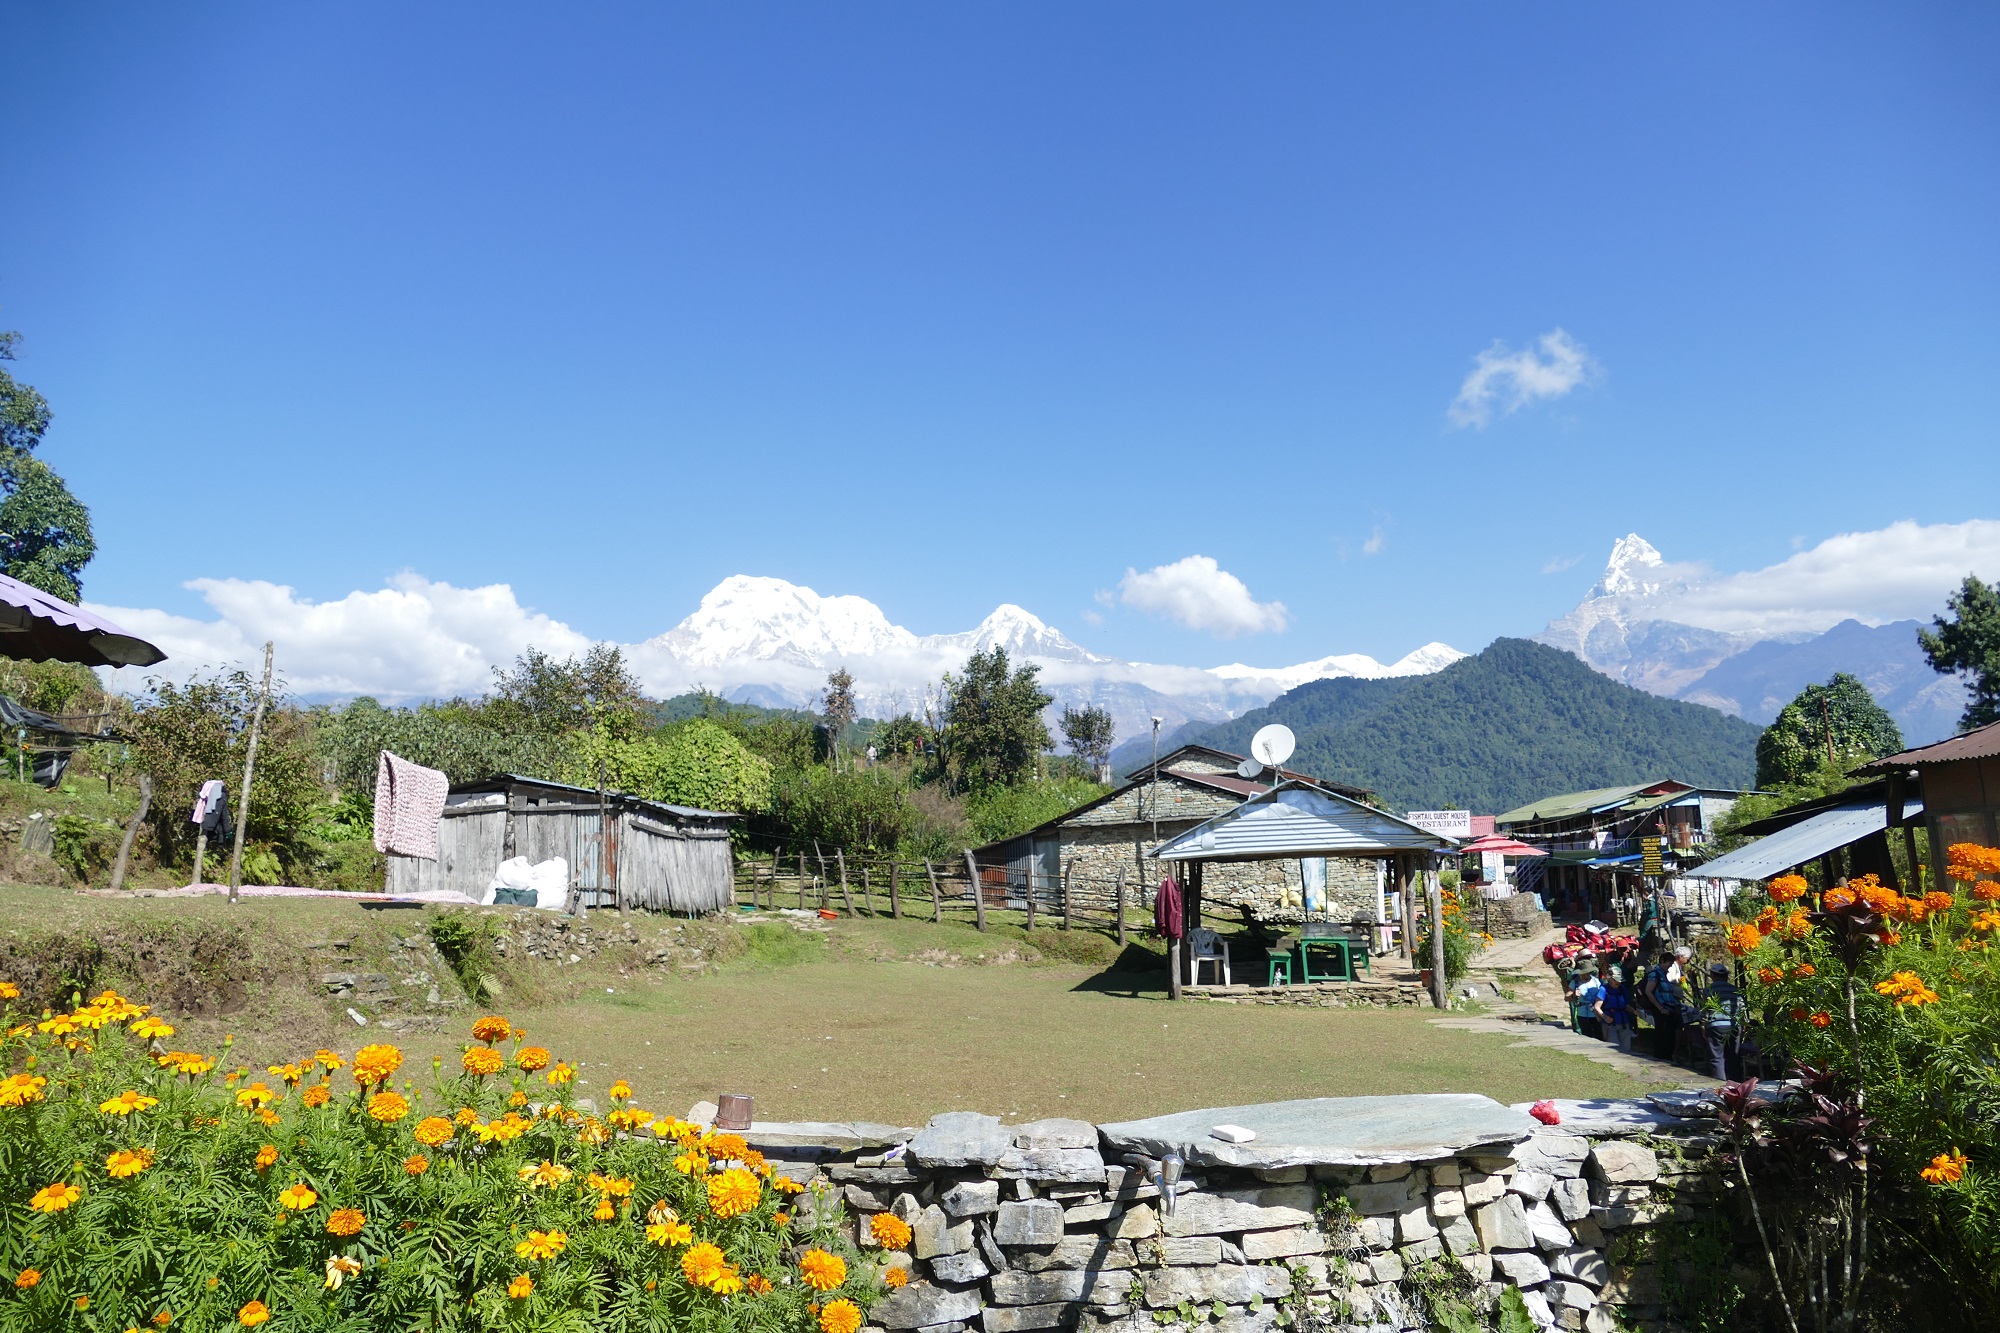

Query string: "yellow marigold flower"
[[106, 1148, 155, 1178], [368, 1091, 410, 1122], [509, 1090, 528, 1107], [516, 1046, 550, 1072], [546, 1062, 576, 1086], [608, 1079, 632, 1100], [883, 1266, 909, 1289], [267, 1063, 305, 1087], [748, 1274, 775, 1295], [1767, 874, 1807, 904], [327, 1207, 365, 1236], [462, 1047, 503, 1076], [237, 1301, 270, 1327], [466, 1120, 499, 1144], [15, 1269, 40, 1289], [868, 1212, 913, 1250], [254, 1145, 279, 1172], [706, 1132, 750, 1158], [1921, 1149, 1970, 1184], [471, 1015, 512, 1044], [508, 1274, 534, 1299], [131, 1016, 175, 1040], [4, 1023, 29, 1038], [413, 1115, 455, 1146], [514, 1229, 567, 1261], [404, 1154, 429, 1175], [518, 1161, 573, 1189], [609, 1107, 654, 1132], [351, 1043, 403, 1087], [647, 1220, 694, 1247], [712, 1266, 743, 1296], [593, 1199, 616, 1221], [681, 1243, 727, 1287], [1875, 970, 1941, 1006], [0, 1072, 48, 1106], [1725, 923, 1764, 957], [301, 1085, 330, 1108], [820, 1298, 863, 1333], [324, 1256, 362, 1290], [235, 1082, 277, 1110], [100, 1089, 160, 1117], [1974, 911, 2000, 933], [314, 1049, 344, 1070], [675, 1149, 709, 1175], [799, 1248, 846, 1292], [30, 1181, 80, 1213], [647, 1199, 679, 1224], [491, 1112, 530, 1142], [0, 980, 16, 998], [774, 1174, 806, 1194], [708, 1168, 763, 1218], [278, 1183, 319, 1211], [578, 1117, 609, 1145], [596, 1174, 635, 1197], [160, 1051, 214, 1077]]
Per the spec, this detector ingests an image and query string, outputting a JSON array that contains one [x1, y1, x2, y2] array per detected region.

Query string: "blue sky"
[[3, 4, 1997, 677]]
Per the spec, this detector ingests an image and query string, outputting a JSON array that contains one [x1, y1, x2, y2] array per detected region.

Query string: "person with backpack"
[[1570, 961, 1605, 1040], [1600, 964, 1633, 1051], [1641, 945, 1692, 1061]]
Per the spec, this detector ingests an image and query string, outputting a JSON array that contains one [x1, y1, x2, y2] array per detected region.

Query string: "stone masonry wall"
[[747, 1094, 1722, 1333]]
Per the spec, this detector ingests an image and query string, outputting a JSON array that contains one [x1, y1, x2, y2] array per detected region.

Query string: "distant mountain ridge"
[[1165, 638, 1760, 813], [1535, 536, 1966, 744]]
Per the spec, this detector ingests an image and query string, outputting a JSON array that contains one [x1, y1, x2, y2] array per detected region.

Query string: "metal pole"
[[227, 641, 274, 905], [1150, 717, 1162, 845]]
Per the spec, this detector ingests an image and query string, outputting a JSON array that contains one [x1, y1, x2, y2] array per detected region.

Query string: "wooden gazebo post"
[[1427, 856, 1448, 1010]]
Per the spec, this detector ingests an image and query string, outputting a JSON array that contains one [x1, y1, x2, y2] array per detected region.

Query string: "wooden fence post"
[[109, 773, 152, 894], [1114, 866, 1127, 946], [1024, 868, 1036, 931], [1061, 860, 1074, 930], [889, 861, 902, 919], [861, 863, 875, 916], [964, 850, 985, 932], [925, 860, 941, 922], [799, 852, 809, 910], [836, 849, 855, 916]]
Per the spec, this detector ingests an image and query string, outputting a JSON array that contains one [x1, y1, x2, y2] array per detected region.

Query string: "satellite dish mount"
[[1249, 725, 1296, 788]]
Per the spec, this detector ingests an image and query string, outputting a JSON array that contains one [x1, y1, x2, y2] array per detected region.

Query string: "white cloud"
[[1649, 520, 2000, 635], [1118, 555, 1289, 638], [1448, 328, 1599, 429], [1362, 525, 1387, 557], [1542, 554, 1583, 575], [88, 573, 593, 701]]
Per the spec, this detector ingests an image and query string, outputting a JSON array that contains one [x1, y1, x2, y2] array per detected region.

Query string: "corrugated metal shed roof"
[[1862, 719, 2000, 769], [1693, 797, 1922, 882], [1496, 782, 1658, 826], [1156, 781, 1455, 862]]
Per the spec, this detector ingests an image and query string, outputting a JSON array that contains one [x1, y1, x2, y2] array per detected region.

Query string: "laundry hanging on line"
[[190, 779, 233, 845], [373, 751, 449, 860]]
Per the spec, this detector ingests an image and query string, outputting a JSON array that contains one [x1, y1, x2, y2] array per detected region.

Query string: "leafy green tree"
[[312, 696, 571, 798], [1919, 574, 2000, 732], [1058, 703, 1116, 780], [965, 775, 1107, 844], [486, 644, 647, 738], [1754, 673, 1904, 789], [0, 332, 94, 600], [938, 647, 1052, 792], [870, 713, 934, 763], [563, 719, 773, 814]]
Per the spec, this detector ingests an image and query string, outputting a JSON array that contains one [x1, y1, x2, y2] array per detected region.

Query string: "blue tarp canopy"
[[1693, 797, 1923, 882]]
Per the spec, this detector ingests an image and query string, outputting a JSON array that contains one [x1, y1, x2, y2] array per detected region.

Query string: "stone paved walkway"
[[1428, 1008, 1710, 1086]]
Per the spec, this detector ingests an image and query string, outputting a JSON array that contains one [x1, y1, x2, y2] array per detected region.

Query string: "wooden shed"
[[383, 774, 738, 913]]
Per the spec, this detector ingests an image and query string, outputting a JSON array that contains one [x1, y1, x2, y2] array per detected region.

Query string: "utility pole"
[[227, 641, 274, 905], [1821, 695, 1836, 768], [1150, 716, 1163, 845]]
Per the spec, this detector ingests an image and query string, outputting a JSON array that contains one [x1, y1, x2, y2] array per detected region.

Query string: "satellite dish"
[[1251, 724, 1296, 770], [1236, 757, 1264, 780]]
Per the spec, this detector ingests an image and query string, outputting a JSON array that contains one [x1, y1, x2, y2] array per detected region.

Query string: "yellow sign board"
[[1641, 836, 1664, 876]]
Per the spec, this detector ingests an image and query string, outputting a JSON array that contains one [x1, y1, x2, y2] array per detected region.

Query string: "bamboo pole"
[[227, 641, 274, 905]]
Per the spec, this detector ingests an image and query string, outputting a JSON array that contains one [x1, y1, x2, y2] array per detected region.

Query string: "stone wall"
[[747, 1093, 1723, 1333], [1467, 894, 1553, 942]]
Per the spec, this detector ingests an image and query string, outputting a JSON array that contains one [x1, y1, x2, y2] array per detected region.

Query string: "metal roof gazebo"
[[1151, 781, 1460, 1007]]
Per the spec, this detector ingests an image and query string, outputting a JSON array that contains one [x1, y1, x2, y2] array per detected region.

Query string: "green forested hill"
[[1197, 638, 1761, 813]]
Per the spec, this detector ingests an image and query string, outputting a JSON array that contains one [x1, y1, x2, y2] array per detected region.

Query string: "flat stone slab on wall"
[[1100, 1094, 1538, 1169]]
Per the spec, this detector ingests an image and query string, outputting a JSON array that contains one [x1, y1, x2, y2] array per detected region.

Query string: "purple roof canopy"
[[0, 572, 167, 668]]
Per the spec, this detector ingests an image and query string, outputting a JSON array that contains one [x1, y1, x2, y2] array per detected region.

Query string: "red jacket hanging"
[[1155, 875, 1185, 940]]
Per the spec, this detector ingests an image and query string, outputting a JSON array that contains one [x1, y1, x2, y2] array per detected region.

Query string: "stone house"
[[971, 745, 1383, 922]]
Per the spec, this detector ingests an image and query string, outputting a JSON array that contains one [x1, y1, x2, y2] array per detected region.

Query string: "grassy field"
[[0, 883, 1680, 1125]]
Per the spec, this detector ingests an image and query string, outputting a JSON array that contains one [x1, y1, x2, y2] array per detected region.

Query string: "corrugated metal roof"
[[1496, 783, 1657, 826], [1863, 719, 2000, 769], [1693, 797, 1922, 882], [1156, 781, 1455, 862]]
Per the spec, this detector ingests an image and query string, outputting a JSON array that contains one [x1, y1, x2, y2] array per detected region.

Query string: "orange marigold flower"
[[1811, 1011, 1833, 1028], [884, 1266, 909, 1289], [1899, 896, 1928, 923], [681, 1243, 727, 1287], [1795, 963, 1816, 977], [106, 1148, 155, 1178], [414, 1115, 455, 1146], [1974, 881, 2000, 903], [351, 1044, 402, 1087], [509, 1090, 528, 1107], [1767, 874, 1807, 903], [820, 1298, 863, 1333], [1755, 905, 1779, 932], [471, 1015, 512, 1044], [327, 1208, 365, 1237], [1726, 924, 1764, 957], [1881, 928, 1904, 946], [708, 1168, 763, 1218], [237, 1301, 270, 1326], [404, 1154, 429, 1175], [368, 1091, 410, 1122], [799, 1248, 846, 1292], [1921, 1149, 1970, 1185], [1874, 971, 1940, 1006], [73, 1295, 87, 1310], [868, 1212, 914, 1250], [1926, 890, 1956, 914], [1789, 1007, 1808, 1021], [278, 1182, 319, 1211], [1756, 967, 1784, 985], [516, 1046, 550, 1072], [29, 1181, 80, 1213], [301, 1085, 330, 1108], [1824, 885, 1857, 911], [747, 1273, 775, 1295], [14, 1270, 40, 1289], [508, 1274, 534, 1299], [254, 1145, 279, 1172], [462, 1047, 504, 1076], [775, 1212, 791, 1227]]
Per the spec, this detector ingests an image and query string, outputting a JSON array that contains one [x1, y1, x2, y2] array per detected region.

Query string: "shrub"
[[0, 989, 891, 1332], [1415, 888, 1485, 984]]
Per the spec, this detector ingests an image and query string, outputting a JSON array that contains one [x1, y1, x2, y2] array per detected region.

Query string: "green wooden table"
[[1294, 924, 1368, 983]]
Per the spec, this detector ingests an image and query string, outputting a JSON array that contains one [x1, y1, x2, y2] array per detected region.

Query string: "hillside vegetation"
[[1197, 637, 1761, 812]]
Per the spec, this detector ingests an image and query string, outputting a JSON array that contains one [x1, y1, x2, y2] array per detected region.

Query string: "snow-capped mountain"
[[1536, 536, 1966, 744], [622, 574, 1464, 745]]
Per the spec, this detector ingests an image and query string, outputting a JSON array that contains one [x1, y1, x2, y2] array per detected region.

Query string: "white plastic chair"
[[1189, 927, 1231, 986]]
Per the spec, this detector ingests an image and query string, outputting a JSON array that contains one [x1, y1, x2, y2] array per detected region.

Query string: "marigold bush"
[[0, 993, 891, 1332]]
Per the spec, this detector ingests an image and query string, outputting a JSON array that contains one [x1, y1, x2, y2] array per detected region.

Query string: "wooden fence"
[[731, 848, 1151, 943]]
